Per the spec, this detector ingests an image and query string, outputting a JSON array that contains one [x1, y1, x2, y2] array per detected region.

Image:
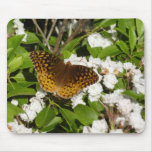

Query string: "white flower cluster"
[[13, 19, 27, 42], [8, 88, 47, 133], [65, 53, 144, 110], [20, 88, 47, 122], [102, 90, 145, 133], [123, 62, 145, 94], [83, 119, 108, 133], [88, 33, 113, 49], [8, 119, 32, 134]]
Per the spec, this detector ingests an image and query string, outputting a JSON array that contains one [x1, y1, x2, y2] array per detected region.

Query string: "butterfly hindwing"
[[57, 65, 99, 99]]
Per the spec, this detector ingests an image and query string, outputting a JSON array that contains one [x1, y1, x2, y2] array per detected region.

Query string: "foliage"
[[7, 19, 144, 133]]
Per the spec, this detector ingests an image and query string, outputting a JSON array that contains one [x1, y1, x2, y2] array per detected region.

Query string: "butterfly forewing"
[[30, 51, 61, 93]]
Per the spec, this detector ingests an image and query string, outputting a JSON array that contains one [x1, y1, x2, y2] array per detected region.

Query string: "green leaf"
[[116, 40, 130, 55], [7, 102, 24, 122], [61, 50, 75, 59], [14, 46, 27, 55], [95, 19, 116, 28], [35, 107, 56, 128], [8, 56, 23, 73], [129, 27, 137, 52], [115, 27, 128, 37], [122, 90, 144, 102], [87, 43, 101, 57], [7, 83, 36, 98], [136, 19, 144, 37], [48, 36, 57, 46], [7, 19, 15, 36], [118, 19, 135, 32], [101, 31, 113, 40], [115, 78, 126, 89], [60, 108, 77, 132], [74, 105, 98, 125], [14, 97, 28, 106], [7, 48, 14, 58], [23, 32, 41, 44], [7, 35, 24, 50], [88, 101, 104, 114], [20, 52, 33, 69], [98, 45, 121, 59], [61, 37, 83, 52], [40, 117, 62, 132]]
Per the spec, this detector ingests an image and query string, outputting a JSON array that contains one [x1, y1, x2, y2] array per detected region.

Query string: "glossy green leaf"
[[8, 56, 23, 73], [7, 35, 24, 50], [115, 78, 126, 89], [35, 107, 56, 128], [87, 43, 101, 57], [60, 108, 77, 132], [88, 101, 104, 114], [7, 102, 24, 122], [74, 105, 98, 125], [23, 32, 41, 44], [95, 19, 116, 28], [7, 83, 36, 98], [122, 90, 144, 102], [136, 19, 144, 37], [48, 36, 57, 46], [129, 27, 137, 51], [40, 117, 62, 132], [116, 40, 130, 55], [98, 45, 121, 59]]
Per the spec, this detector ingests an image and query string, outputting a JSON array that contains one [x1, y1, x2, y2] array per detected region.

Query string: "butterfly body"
[[30, 51, 99, 99]]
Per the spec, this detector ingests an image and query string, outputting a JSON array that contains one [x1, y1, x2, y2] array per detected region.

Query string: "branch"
[[32, 19, 53, 51], [59, 19, 87, 51], [54, 19, 68, 54], [46, 19, 57, 42], [44, 19, 49, 36]]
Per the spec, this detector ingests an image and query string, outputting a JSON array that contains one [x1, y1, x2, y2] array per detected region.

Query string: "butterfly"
[[30, 51, 99, 99]]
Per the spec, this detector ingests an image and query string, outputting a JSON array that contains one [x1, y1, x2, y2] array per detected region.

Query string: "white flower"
[[103, 73, 118, 89], [132, 75, 144, 94], [110, 129, 123, 133], [107, 24, 117, 41], [29, 97, 44, 113], [83, 119, 108, 133], [8, 119, 32, 133], [88, 83, 103, 102], [71, 92, 86, 108], [88, 33, 112, 48], [22, 104, 37, 122], [64, 54, 88, 66], [36, 88, 47, 99], [131, 102, 143, 114], [102, 89, 124, 106], [115, 117, 126, 126], [128, 112, 145, 133], [123, 62, 136, 71], [11, 99, 18, 106], [100, 57, 123, 74], [116, 98, 132, 116], [19, 113, 29, 122], [88, 56, 102, 68], [13, 19, 27, 42]]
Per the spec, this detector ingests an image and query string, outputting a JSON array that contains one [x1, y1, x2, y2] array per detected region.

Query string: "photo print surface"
[[7, 19, 145, 133]]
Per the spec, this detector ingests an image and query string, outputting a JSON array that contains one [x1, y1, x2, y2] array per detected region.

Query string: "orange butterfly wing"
[[57, 64, 99, 99], [30, 51, 63, 93]]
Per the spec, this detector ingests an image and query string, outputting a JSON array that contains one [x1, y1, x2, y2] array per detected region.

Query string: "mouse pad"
[[7, 19, 145, 133]]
